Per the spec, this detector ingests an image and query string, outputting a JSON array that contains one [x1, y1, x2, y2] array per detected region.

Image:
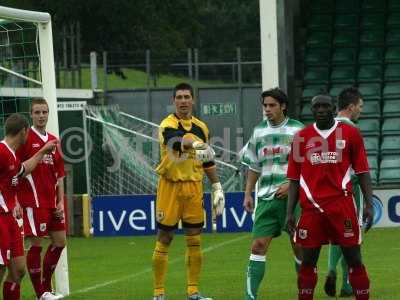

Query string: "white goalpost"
[[0, 5, 69, 297]]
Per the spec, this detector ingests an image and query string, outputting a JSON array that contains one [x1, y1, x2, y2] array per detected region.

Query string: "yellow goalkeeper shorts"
[[155, 177, 204, 230]]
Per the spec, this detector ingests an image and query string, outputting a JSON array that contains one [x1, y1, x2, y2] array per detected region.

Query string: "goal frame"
[[0, 5, 59, 135]]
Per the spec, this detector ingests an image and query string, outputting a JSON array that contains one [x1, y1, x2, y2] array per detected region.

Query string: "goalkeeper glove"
[[211, 182, 225, 216], [192, 141, 215, 162]]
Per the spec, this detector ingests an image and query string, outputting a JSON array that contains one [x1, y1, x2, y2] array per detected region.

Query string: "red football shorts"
[[23, 207, 65, 237], [295, 196, 361, 248], [0, 215, 10, 265], [0, 213, 24, 261]]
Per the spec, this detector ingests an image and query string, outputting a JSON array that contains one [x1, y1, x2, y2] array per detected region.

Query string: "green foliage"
[[2, 0, 260, 62]]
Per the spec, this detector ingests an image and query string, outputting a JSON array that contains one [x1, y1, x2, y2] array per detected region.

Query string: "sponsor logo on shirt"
[[40, 223, 47, 232], [336, 140, 346, 149], [32, 143, 41, 148], [310, 152, 339, 165], [298, 228, 308, 239], [262, 146, 290, 157]]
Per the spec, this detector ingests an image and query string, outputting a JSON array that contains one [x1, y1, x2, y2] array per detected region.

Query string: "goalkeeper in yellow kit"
[[152, 82, 225, 300]]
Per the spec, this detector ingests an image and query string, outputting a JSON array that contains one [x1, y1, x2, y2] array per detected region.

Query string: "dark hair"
[[260, 87, 288, 115], [173, 82, 194, 98], [337, 87, 363, 110], [5, 113, 29, 136], [31, 98, 49, 112]]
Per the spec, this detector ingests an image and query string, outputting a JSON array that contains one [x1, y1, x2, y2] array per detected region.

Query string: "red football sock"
[[42, 245, 64, 292], [3, 281, 20, 300], [298, 266, 318, 300], [27, 246, 44, 297], [349, 265, 370, 300]]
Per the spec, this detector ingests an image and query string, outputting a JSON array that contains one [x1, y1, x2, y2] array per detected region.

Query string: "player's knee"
[[52, 238, 67, 248], [251, 239, 268, 255], [342, 246, 362, 267], [158, 232, 173, 245]]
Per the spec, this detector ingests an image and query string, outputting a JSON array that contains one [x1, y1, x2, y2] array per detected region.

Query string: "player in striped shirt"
[[240, 88, 304, 300], [324, 87, 365, 297]]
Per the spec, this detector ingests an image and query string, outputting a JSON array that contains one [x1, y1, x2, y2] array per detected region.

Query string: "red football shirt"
[[0, 141, 24, 213], [287, 121, 369, 211], [16, 127, 65, 209]]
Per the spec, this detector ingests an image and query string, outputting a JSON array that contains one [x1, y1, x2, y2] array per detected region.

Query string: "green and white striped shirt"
[[240, 117, 304, 201], [335, 116, 355, 126]]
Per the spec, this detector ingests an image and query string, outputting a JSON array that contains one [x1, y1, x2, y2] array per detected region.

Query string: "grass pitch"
[[20, 228, 399, 299]]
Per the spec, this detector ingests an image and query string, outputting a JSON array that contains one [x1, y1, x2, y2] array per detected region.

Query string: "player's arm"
[[21, 140, 58, 176], [286, 132, 302, 235], [204, 165, 225, 216], [286, 179, 300, 235], [243, 169, 260, 213], [350, 127, 374, 232], [357, 172, 373, 232]]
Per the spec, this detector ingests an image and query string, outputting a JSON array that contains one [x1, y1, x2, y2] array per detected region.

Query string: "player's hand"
[[286, 214, 296, 237], [193, 141, 215, 162], [13, 201, 23, 219], [211, 182, 225, 216], [54, 201, 65, 220], [276, 182, 289, 199], [243, 194, 254, 213], [40, 140, 58, 154], [363, 202, 374, 233]]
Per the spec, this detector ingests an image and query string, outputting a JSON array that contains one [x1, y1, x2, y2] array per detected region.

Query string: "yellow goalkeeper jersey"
[[156, 114, 211, 182]]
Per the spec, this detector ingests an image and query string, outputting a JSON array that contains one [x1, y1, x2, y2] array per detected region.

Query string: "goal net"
[[0, 5, 68, 297], [0, 5, 58, 136], [84, 105, 245, 197]]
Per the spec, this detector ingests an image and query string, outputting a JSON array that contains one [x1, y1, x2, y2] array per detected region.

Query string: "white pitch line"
[[70, 234, 247, 296]]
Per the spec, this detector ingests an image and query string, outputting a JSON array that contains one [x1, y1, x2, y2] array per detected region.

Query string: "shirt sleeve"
[[16, 143, 27, 161], [349, 127, 369, 174], [287, 132, 302, 180], [240, 132, 261, 173], [55, 145, 65, 179]]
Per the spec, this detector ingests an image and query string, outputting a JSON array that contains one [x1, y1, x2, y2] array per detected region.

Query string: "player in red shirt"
[[286, 95, 373, 300], [16, 99, 66, 300], [0, 113, 57, 300]]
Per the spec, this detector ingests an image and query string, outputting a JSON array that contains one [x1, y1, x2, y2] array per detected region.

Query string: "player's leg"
[[42, 208, 67, 295], [341, 246, 369, 300], [3, 215, 25, 300], [152, 178, 180, 298], [323, 244, 342, 297], [153, 229, 175, 298], [295, 210, 328, 300], [184, 227, 205, 300], [244, 199, 283, 300], [290, 239, 303, 273], [339, 256, 353, 297], [298, 247, 320, 300], [41, 229, 66, 293], [26, 237, 45, 298], [340, 184, 363, 297], [3, 256, 25, 300], [182, 181, 209, 300]]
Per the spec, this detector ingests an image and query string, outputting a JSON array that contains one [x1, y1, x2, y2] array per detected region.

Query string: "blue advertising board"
[[215, 192, 253, 232], [92, 194, 213, 236]]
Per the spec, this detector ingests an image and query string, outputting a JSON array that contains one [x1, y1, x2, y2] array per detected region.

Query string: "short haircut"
[[337, 87, 362, 111], [260, 87, 288, 114], [173, 82, 194, 98], [5, 113, 29, 136], [31, 98, 49, 112]]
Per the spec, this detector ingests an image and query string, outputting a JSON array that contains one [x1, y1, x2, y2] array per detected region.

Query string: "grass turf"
[[19, 227, 399, 299]]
